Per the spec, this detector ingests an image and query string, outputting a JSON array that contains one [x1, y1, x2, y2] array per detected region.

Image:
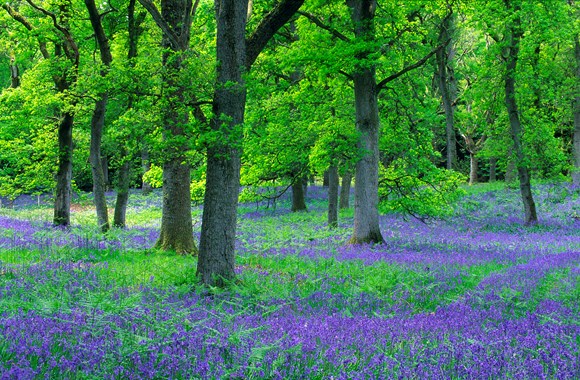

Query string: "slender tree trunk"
[[53, 112, 74, 226], [197, 0, 248, 286], [504, 3, 537, 225], [348, 0, 384, 244], [113, 150, 130, 228], [328, 165, 339, 228], [322, 170, 329, 187], [291, 177, 307, 212], [436, 11, 457, 170], [9, 57, 19, 88], [114, 0, 146, 226], [154, 0, 196, 254], [469, 153, 478, 185], [339, 171, 352, 209], [573, 33, 580, 185], [85, 0, 114, 232], [141, 148, 153, 195], [88, 95, 110, 231], [489, 157, 497, 182]]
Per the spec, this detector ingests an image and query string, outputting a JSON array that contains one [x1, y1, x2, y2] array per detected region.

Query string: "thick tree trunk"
[[53, 112, 74, 226], [489, 157, 497, 182], [328, 165, 339, 228], [573, 34, 580, 185], [436, 12, 457, 170], [339, 171, 352, 209], [504, 5, 537, 225], [197, 0, 248, 287], [154, 0, 196, 253], [469, 153, 478, 185], [348, 0, 384, 245], [291, 177, 307, 212]]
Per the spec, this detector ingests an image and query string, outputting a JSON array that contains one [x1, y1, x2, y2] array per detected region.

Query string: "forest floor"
[[0, 182, 578, 379]]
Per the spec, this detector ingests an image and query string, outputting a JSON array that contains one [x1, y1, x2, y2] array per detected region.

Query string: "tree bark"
[[328, 165, 339, 228], [347, 0, 384, 245], [9, 56, 20, 88], [436, 11, 457, 170], [504, 2, 537, 225], [85, 0, 114, 232], [469, 153, 478, 185], [197, 0, 248, 286], [573, 33, 580, 185], [339, 171, 352, 209], [53, 112, 74, 226], [197, 0, 304, 287], [291, 177, 307, 212], [153, 0, 196, 254]]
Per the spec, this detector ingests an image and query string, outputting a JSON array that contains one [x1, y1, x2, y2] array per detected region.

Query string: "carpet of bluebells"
[[0, 183, 579, 379]]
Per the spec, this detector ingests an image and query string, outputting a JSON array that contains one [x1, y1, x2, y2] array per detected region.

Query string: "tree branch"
[[376, 41, 446, 94], [1, 4, 50, 59], [137, 0, 180, 49], [25, 0, 79, 63], [246, 0, 305, 69], [297, 10, 350, 42]]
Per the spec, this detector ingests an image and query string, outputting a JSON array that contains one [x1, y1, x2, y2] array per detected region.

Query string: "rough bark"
[[339, 171, 352, 209], [53, 112, 74, 226], [328, 165, 339, 228], [154, 0, 196, 254], [436, 11, 457, 170], [347, 0, 384, 245], [85, 0, 114, 232], [291, 177, 307, 212], [573, 33, 580, 185], [469, 153, 478, 185], [197, 0, 304, 287], [504, 2, 538, 225], [197, 0, 248, 286]]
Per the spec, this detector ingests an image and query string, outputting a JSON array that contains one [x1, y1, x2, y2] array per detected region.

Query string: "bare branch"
[[297, 10, 350, 42], [376, 41, 446, 93]]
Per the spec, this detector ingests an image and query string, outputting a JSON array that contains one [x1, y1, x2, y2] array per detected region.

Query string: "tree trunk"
[[348, 0, 384, 245], [85, 0, 114, 233], [489, 157, 497, 182], [114, 0, 146, 226], [469, 153, 478, 185], [153, 0, 196, 254], [573, 33, 580, 185], [53, 112, 74, 226], [9, 57, 19, 88], [504, 4, 537, 225], [113, 150, 130, 228], [436, 11, 457, 170], [88, 95, 110, 232], [291, 177, 307, 212], [197, 0, 248, 287], [141, 148, 153, 195], [328, 165, 339, 228], [322, 170, 329, 187], [339, 171, 352, 209]]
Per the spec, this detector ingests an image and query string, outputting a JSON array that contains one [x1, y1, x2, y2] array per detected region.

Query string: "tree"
[[197, 0, 304, 287], [138, 0, 197, 253], [84, 0, 113, 232], [502, 0, 537, 225], [571, 0, 580, 185]]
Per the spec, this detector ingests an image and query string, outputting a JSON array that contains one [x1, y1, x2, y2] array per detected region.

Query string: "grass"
[[0, 183, 578, 378]]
